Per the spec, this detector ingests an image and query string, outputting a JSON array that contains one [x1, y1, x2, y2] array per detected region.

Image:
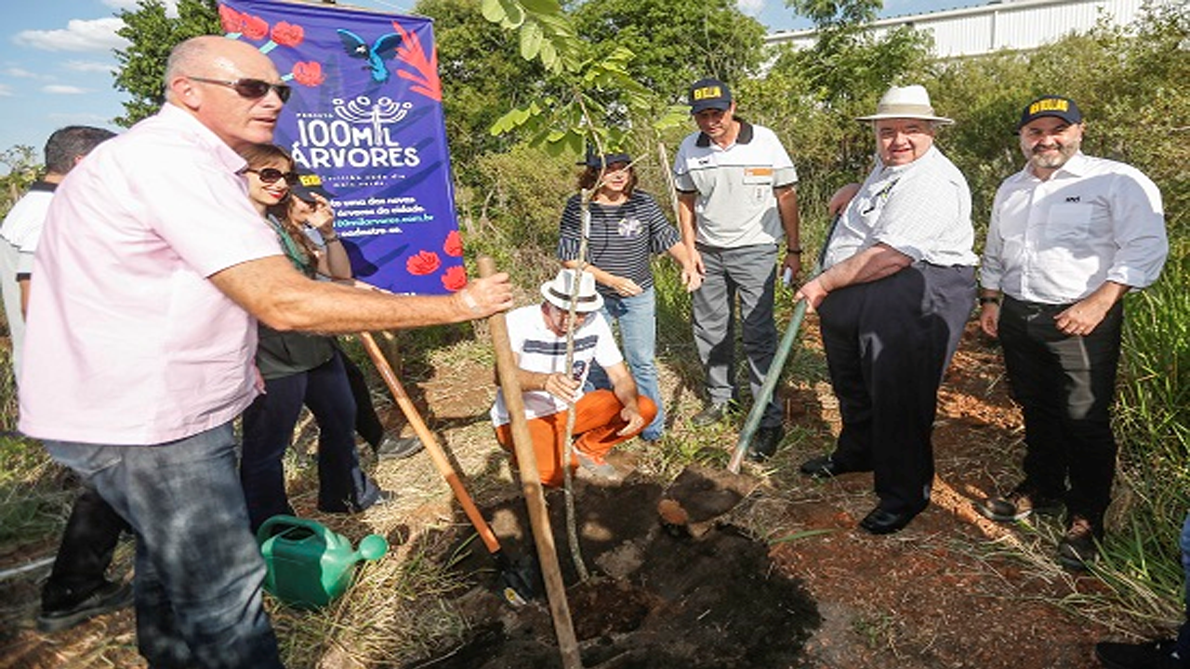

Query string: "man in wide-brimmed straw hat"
[[796, 84, 978, 535], [490, 268, 656, 486]]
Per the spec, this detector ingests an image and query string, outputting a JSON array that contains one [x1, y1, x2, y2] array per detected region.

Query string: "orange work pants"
[[494, 389, 657, 487]]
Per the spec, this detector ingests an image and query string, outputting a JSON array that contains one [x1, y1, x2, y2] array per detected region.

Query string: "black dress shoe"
[[1095, 638, 1185, 669], [799, 455, 871, 479], [859, 507, 918, 535], [38, 580, 133, 633], [747, 425, 785, 462]]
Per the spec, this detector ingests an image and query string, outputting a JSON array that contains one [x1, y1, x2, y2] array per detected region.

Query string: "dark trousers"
[[818, 263, 975, 515], [41, 486, 130, 610], [342, 353, 385, 449], [998, 296, 1123, 530], [240, 349, 378, 533]]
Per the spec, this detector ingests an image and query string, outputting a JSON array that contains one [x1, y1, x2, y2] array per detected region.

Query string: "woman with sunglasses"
[[236, 143, 390, 532], [286, 166, 425, 462], [556, 149, 697, 443]]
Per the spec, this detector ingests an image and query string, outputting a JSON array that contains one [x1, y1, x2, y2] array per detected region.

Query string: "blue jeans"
[[45, 424, 283, 669], [1178, 512, 1190, 656], [586, 287, 664, 440], [241, 349, 379, 532]]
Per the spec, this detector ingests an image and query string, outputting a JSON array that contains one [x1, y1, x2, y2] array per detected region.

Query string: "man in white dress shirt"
[[795, 85, 977, 535], [976, 95, 1168, 570]]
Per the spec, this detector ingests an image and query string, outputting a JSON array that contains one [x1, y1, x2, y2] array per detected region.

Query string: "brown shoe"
[[1057, 516, 1098, 570], [977, 487, 1063, 522]]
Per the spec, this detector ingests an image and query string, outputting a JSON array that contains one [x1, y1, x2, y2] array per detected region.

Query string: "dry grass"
[[0, 280, 1183, 666]]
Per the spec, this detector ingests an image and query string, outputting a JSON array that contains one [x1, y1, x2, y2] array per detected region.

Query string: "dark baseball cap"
[[290, 167, 336, 202], [688, 78, 732, 113], [578, 146, 632, 169], [1017, 95, 1083, 130]]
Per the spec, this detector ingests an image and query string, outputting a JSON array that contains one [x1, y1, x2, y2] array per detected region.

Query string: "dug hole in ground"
[[394, 320, 1129, 669]]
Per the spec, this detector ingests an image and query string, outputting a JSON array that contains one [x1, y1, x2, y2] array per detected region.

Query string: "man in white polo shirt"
[[672, 77, 802, 462], [796, 85, 977, 535]]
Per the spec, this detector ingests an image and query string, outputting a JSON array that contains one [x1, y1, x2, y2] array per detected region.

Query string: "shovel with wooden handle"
[[356, 331, 536, 607]]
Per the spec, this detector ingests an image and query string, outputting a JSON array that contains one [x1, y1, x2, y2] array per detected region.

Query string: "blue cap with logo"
[[688, 78, 733, 113], [291, 167, 336, 202], [1017, 95, 1082, 130]]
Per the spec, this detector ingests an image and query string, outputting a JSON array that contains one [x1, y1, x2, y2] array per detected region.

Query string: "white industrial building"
[[765, 0, 1174, 58]]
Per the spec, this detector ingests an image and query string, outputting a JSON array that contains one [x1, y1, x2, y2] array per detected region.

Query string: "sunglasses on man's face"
[[188, 76, 292, 103], [244, 168, 299, 185]]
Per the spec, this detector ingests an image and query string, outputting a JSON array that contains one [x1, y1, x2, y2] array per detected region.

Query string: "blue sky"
[[0, 0, 984, 170]]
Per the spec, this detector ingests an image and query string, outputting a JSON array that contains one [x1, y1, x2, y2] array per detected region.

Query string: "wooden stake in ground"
[[480, 256, 583, 669]]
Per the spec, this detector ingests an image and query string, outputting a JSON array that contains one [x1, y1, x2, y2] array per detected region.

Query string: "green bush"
[[457, 144, 574, 289]]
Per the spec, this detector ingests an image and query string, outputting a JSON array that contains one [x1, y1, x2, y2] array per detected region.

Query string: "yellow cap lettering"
[[693, 86, 722, 101], [1030, 98, 1069, 114]]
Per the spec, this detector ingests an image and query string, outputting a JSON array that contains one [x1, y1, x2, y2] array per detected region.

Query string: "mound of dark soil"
[[414, 472, 820, 668]]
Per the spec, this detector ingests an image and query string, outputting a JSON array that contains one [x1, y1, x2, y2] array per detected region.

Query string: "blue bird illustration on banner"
[[336, 28, 402, 83]]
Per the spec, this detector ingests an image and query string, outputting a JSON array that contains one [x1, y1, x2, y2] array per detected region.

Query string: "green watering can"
[[256, 515, 389, 609]]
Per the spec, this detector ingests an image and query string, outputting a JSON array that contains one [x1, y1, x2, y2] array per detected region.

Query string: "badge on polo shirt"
[[743, 167, 774, 185]]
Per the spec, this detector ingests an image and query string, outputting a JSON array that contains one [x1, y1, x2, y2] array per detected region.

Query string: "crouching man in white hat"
[[490, 268, 657, 486], [795, 85, 978, 535]]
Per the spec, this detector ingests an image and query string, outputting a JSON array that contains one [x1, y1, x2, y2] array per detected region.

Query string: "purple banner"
[[221, 0, 464, 294]]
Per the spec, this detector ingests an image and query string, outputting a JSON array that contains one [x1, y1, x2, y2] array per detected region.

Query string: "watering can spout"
[[354, 534, 389, 562], [257, 515, 389, 609]]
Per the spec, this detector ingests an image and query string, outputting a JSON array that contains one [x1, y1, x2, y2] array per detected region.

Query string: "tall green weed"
[[1093, 241, 1190, 623]]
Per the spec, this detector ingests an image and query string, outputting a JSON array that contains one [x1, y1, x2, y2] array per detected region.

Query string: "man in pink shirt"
[[20, 36, 512, 669]]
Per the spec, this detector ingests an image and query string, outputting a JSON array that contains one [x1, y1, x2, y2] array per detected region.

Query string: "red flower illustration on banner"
[[442, 265, 467, 291], [443, 230, 463, 257], [271, 22, 304, 48], [242, 14, 269, 40], [291, 61, 325, 87], [218, 5, 245, 34], [391, 20, 442, 102], [406, 250, 441, 276]]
